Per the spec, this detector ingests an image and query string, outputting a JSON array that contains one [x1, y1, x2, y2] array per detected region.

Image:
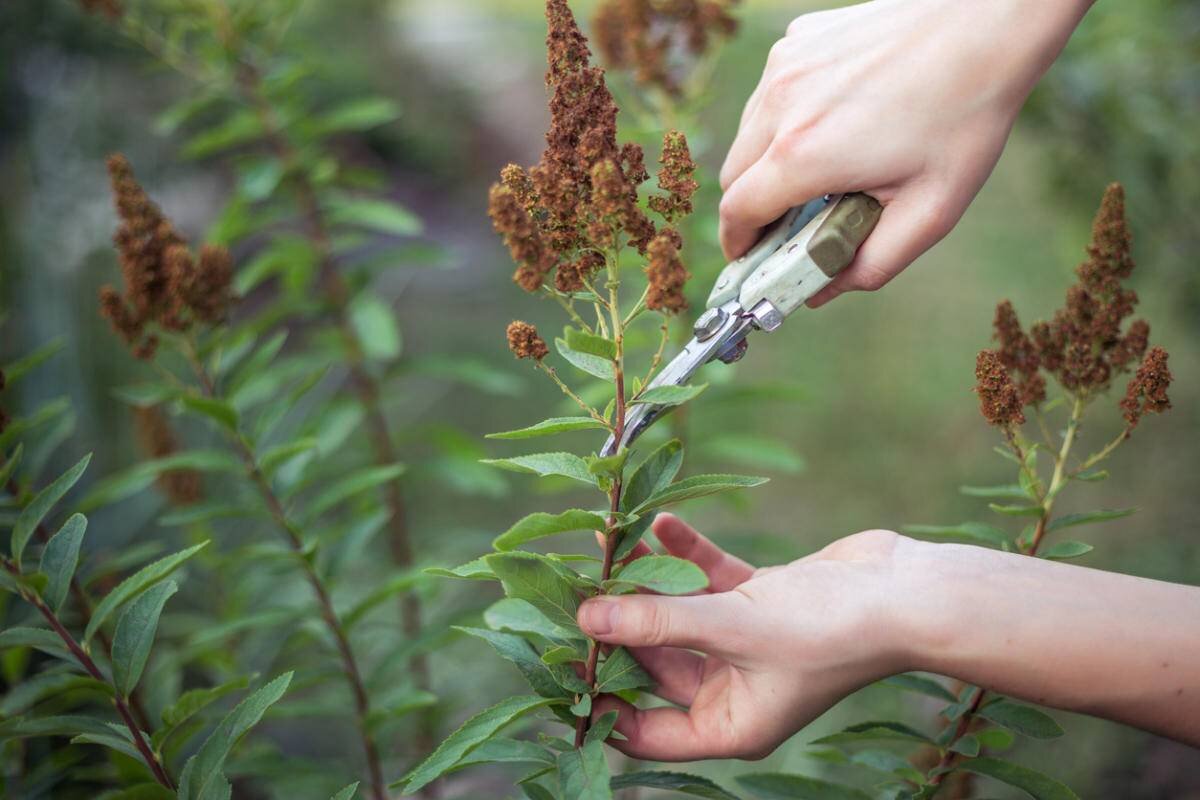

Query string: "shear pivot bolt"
[[693, 307, 728, 341]]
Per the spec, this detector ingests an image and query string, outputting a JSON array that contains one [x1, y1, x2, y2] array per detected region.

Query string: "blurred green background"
[[1, 0, 1196, 796]]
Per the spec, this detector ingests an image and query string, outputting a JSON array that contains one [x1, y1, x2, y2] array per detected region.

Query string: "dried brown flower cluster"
[[101, 154, 233, 359], [592, 0, 739, 96], [79, 0, 122, 18], [132, 406, 202, 506], [975, 350, 1025, 428], [1120, 347, 1172, 431], [507, 321, 549, 361], [488, 0, 695, 313], [979, 183, 1170, 431], [645, 230, 690, 313]]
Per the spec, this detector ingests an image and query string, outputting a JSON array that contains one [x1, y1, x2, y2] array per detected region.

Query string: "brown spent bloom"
[[975, 350, 1025, 427], [101, 154, 233, 358], [992, 300, 1045, 406], [592, 0, 739, 96], [555, 252, 604, 293], [488, 183, 556, 292], [1032, 183, 1148, 393], [648, 130, 699, 223], [1120, 346, 1172, 431], [507, 321, 550, 361], [645, 229, 690, 314], [79, 0, 122, 17], [132, 406, 202, 506]]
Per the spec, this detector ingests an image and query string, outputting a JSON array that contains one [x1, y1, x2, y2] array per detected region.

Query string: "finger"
[[719, 107, 772, 192], [805, 190, 954, 308], [591, 695, 747, 761], [577, 592, 753, 661], [626, 645, 705, 706], [718, 138, 854, 260], [652, 514, 754, 592]]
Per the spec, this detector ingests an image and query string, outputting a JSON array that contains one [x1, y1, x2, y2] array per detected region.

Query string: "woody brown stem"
[[184, 349, 388, 800], [1, 558, 173, 790]]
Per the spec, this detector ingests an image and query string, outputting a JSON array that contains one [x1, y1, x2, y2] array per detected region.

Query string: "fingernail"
[[580, 599, 619, 636]]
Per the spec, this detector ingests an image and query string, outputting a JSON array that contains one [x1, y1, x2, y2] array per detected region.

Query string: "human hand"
[[577, 516, 922, 760], [718, 0, 1093, 306]]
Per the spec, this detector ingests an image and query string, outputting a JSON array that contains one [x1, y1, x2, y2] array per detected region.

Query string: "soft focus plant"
[[402, 2, 763, 798], [734, 184, 1173, 800]]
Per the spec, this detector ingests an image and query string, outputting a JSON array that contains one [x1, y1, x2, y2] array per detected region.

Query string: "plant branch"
[[1, 558, 174, 790], [536, 363, 611, 427]]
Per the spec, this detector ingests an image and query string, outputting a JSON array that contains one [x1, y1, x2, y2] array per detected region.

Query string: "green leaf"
[[160, 676, 252, 731], [960, 484, 1031, 500], [879, 673, 957, 703], [901, 522, 1010, 547], [975, 727, 1016, 750], [564, 328, 617, 361], [485, 598, 585, 645], [698, 435, 805, 474], [811, 720, 933, 746], [607, 555, 708, 595], [181, 110, 262, 159], [488, 417, 607, 440], [0, 444, 23, 489], [737, 773, 872, 800], [328, 197, 422, 237], [634, 473, 768, 513], [39, 513, 86, 612], [1, 673, 111, 715], [85, 541, 209, 644], [949, 734, 980, 757], [401, 696, 556, 793], [977, 700, 1064, 739], [494, 510, 608, 552], [555, 337, 614, 381], [314, 97, 400, 134], [177, 672, 293, 800], [631, 384, 707, 407], [424, 557, 495, 581], [2, 339, 64, 385], [595, 647, 652, 693], [557, 739, 611, 800], [955, 756, 1078, 800], [620, 439, 683, 512], [1040, 540, 1094, 560], [570, 694, 592, 717], [259, 438, 320, 476], [486, 552, 582, 632], [454, 627, 568, 698], [112, 580, 177, 697], [0, 714, 117, 742], [452, 738, 555, 771], [481, 453, 597, 486], [180, 395, 239, 432], [13, 454, 91, 568], [610, 771, 740, 800], [70, 732, 144, 761], [304, 463, 405, 520], [330, 783, 359, 800], [237, 158, 284, 201], [0, 627, 72, 660], [1073, 468, 1109, 482], [988, 503, 1045, 517], [848, 749, 924, 782], [343, 572, 426, 629], [349, 294, 402, 361], [1046, 507, 1136, 533], [77, 450, 239, 512]]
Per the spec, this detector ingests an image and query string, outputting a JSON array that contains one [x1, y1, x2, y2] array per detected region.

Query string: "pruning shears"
[[602, 193, 883, 457]]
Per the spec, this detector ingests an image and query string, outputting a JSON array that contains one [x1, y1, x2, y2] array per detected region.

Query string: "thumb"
[[577, 593, 752, 661]]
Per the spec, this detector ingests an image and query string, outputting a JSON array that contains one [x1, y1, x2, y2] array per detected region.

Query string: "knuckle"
[[718, 194, 742, 228], [850, 266, 892, 293], [629, 600, 673, 646]]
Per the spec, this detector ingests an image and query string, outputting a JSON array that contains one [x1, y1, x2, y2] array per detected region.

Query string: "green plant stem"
[[183, 347, 388, 800], [536, 363, 612, 427], [0, 470, 155, 733], [0, 557, 174, 790], [927, 394, 1086, 791]]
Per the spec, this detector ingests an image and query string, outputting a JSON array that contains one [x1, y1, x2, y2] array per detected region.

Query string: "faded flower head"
[[645, 229, 690, 314], [592, 0, 739, 96], [975, 350, 1025, 428], [101, 154, 234, 358], [992, 300, 1045, 406], [1032, 183, 1148, 393], [1120, 347, 1172, 431], [488, 0, 693, 308], [507, 321, 550, 361], [133, 405, 202, 506]]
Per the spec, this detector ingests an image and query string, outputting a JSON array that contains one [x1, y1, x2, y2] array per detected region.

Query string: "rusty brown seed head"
[[507, 321, 550, 361]]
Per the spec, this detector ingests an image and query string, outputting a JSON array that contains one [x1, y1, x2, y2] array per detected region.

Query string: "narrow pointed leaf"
[[611, 771, 739, 800], [564, 328, 617, 361], [85, 541, 209, 644], [487, 417, 607, 440], [486, 553, 582, 632], [481, 453, 596, 486], [595, 647, 652, 693], [620, 439, 682, 512], [39, 513, 86, 612], [112, 580, 178, 696], [1040, 540, 1093, 560], [879, 673, 957, 702], [955, 756, 1078, 800], [454, 627, 570, 699], [556, 739, 611, 800], [634, 473, 767, 513], [977, 700, 1063, 739], [401, 695, 556, 793], [1046, 507, 1136, 533], [494, 510, 608, 551], [631, 384, 707, 407], [607, 555, 708, 595], [330, 783, 359, 800], [555, 338, 614, 380], [13, 453, 90, 567], [811, 720, 933, 745], [305, 463, 405, 520], [901, 522, 1010, 547], [0, 444, 23, 490], [180, 395, 239, 431], [738, 773, 871, 800], [424, 557, 495, 581]]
